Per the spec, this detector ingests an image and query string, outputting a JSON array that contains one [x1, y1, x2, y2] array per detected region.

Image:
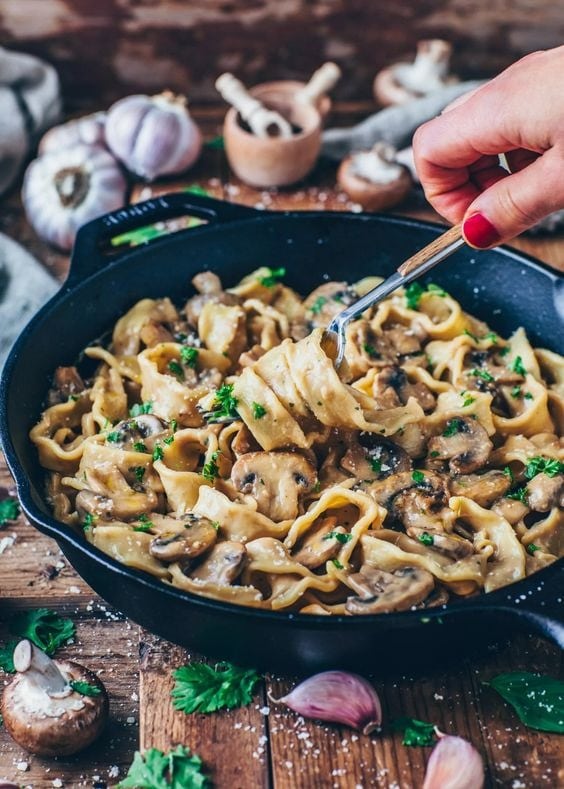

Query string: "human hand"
[[413, 46, 564, 248]]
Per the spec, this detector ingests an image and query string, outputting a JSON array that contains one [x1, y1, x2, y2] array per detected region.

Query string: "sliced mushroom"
[[527, 473, 564, 512], [149, 514, 217, 562], [231, 424, 262, 457], [231, 451, 317, 521], [48, 366, 86, 405], [355, 324, 425, 367], [410, 529, 475, 560], [341, 434, 411, 481], [372, 366, 435, 412], [76, 489, 114, 521], [345, 565, 435, 614], [189, 541, 246, 585], [303, 282, 358, 328], [185, 272, 241, 327], [450, 470, 511, 508], [107, 415, 168, 452], [139, 321, 174, 347], [292, 516, 346, 569], [427, 416, 493, 474], [493, 497, 529, 525]]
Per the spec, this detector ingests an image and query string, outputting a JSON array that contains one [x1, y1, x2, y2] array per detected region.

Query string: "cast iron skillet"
[[1, 192, 563, 675]]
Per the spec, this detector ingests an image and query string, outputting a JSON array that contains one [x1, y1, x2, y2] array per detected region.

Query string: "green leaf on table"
[[118, 745, 209, 789], [486, 672, 564, 733], [10, 608, 75, 656], [70, 679, 102, 697], [0, 639, 18, 673], [392, 716, 438, 746], [205, 135, 225, 150], [184, 184, 210, 197], [0, 497, 19, 526], [171, 660, 260, 714]]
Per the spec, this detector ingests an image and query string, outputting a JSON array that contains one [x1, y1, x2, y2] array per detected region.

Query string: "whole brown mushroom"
[[1, 640, 108, 756], [337, 143, 412, 211]]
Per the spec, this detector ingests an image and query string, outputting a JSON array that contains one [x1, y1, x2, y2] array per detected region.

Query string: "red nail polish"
[[463, 213, 501, 249]]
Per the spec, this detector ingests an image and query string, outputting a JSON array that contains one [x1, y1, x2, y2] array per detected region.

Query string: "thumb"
[[462, 148, 564, 248]]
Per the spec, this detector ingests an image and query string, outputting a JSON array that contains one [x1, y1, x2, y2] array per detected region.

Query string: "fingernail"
[[462, 213, 501, 249]]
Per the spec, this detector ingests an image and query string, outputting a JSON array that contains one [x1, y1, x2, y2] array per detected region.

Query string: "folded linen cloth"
[[0, 232, 58, 370], [0, 46, 61, 196]]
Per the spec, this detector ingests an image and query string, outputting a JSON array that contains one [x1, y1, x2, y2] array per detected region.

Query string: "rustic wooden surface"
[[0, 104, 563, 788]]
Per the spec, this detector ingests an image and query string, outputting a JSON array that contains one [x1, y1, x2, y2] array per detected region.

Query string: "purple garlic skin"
[[39, 112, 107, 155], [105, 92, 202, 180], [273, 670, 382, 734], [423, 735, 484, 789]]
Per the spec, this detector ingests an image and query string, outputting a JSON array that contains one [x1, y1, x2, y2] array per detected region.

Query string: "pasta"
[[30, 268, 564, 615]]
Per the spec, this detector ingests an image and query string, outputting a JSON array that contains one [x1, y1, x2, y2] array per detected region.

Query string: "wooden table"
[[0, 105, 563, 789]]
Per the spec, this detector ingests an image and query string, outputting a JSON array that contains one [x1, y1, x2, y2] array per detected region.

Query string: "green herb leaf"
[[106, 431, 122, 443], [181, 346, 199, 368], [252, 402, 267, 419], [503, 466, 514, 483], [442, 418, 464, 437], [323, 531, 352, 544], [499, 346, 510, 357], [83, 512, 96, 531], [511, 385, 522, 398], [510, 356, 527, 376], [119, 744, 210, 789], [527, 543, 540, 555], [205, 135, 224, 150], [426, 283, 447, 297], [170, 418, 178, 433], [202, 451, 220, 482], [205, 383, 239, 423], [211, 521, 220, 531], [163, 435, 175, 446], [0, 498, 20, 526], [171, 661, 260, 715], [405, 282, 425, 310], [70, 679, 102, 697], [0, 640, 18, 673], [133, 466, 146, 484], [470, 368, 495, 383], [412, 470, 425, 485], [392, 716, 437, 747], [370, 457, 382, 473], [331, 559, 345, 570], [486, 672, 564, 733], [130, 402, 153, 417], [524, 392, 534, 401], [133, 441, 148, 453], [418, 532, 434, 546], [506, 485, 528, 505], [524, 456, 564, 480], [309, 295, 328, 315], [10, 608, 75, 656], [461, 393, 476, 407], [259, 266, 286, 288], [363, 343, 380, 359], [152, 445, 164, 462], [168, 360, 185, 380]]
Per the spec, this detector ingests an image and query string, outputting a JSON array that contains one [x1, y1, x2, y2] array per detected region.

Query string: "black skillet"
[[1, 192, 563, 675]]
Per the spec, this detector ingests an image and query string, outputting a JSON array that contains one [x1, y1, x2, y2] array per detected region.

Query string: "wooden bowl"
[[223, 97, 321, 188], [251, 80, 332, 119], [337, 154, 412, 210]]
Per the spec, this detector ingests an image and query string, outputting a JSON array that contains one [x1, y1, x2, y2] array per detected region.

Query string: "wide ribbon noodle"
[[31, 268, 564, 615]]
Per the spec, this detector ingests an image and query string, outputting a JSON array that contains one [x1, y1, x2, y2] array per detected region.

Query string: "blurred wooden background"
[[1, 0, 564, 110]]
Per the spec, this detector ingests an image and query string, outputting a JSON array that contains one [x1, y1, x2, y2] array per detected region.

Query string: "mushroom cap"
[[1, 660, 108, 757], [427, 416, 493, 474], [373, 64, 420, 107], [337, 155, 412, 211]]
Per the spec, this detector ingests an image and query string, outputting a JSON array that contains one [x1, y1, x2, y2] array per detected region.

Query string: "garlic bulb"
[[39, 112, 107, 155], [105, 92, 202, 180], [270, 671, 382, 734], [423, 735, 484, 789], [22, 144, 128, 251]]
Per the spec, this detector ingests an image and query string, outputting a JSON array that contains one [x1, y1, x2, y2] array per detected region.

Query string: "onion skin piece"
[[423, 735, 484, 789], [272, 671, 382, 734]]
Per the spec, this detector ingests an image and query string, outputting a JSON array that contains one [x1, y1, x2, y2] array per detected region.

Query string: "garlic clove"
[[105, 92, 202, 181], [22, 144, 128, 251], [270, 670, 382, 734], [39, 112, 107, 155], [423, 735, 484, 789]]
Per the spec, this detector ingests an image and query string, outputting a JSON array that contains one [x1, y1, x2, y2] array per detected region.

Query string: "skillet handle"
[[67, 192, 259, 285]]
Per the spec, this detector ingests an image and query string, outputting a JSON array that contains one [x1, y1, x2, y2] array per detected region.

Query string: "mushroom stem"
[[13, 640, 68, 696], [297, 62, 341, 105]]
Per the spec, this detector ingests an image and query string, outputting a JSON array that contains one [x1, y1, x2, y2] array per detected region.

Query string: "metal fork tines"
[[321, 222, 465, 368]]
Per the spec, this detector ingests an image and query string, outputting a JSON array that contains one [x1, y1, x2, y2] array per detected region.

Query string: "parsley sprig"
[[180, 346, 199, 368], [392, 716, 438, 747], [0, 608, 76, 672], [524, 456, 564, 480], [130, 402, 153, 417], [202, 451, 220, 482], [0, 498, 20, 526], [405, 282, 447, 310], [70, 679, 102, 697], [171, 661, 260, 714], [204, 384, 239, 423], [119, 745, 209, 789], [259, 266, 286, 288]]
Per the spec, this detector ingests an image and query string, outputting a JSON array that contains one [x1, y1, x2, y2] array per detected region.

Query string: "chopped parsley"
[[524, 392, 534, 400], [180, 346, 199, 368], [163, 435, 175, 446], [499, 346, 510, 357], [259, 266, 286, 287], [211, 521, 221, 531], [82, 512, 96, 531], [406, 282, 447, 309], [202, 451, 220, 482], [133, 441, 147, 453], [309, 295, 328, 315], [511, 385, 522, 398], [252, 402, 267, 419], [470, 368, 495, 382], [134, 514, 153, 533], [418, 532, 434, 546], [426, 283, 447, 297], [412, 470, 425, 485], [133, 466, 146, 484], [0, 498, 20, 526], [503, 466, 514, 483], [168, 360, 185, 380], [392, 716, 437, 747], [524, 456, 564, 480], [527, 544, 540, 555], [442, 418, 464, 437], [152, 445, 164, 462], [370, 457, 382, 473], [510, 355, 527, 376], [507, 485, 528, 505], [463, 329, 499, 344], [170, 418, 178, 432], [70, 680, 102, 697], [106, 431, 122, 443], [130, 402, 153, 417], [429, 450, 440, 458], [461, 393, 476, 407], [323, 531, 352, 544], [363, 343, 380, 359], [205, 383, 239, 423], [332, 559, 345, 570], [10, 608, 75, 657], [171, 661, 260, 715]]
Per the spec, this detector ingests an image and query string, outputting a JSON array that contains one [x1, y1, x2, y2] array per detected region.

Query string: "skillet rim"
[[1, 207, 562, 631]]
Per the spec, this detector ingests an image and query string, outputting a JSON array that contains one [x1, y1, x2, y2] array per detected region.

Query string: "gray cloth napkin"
[[0, 46, 61, 196], [0, 232, 58, 370]]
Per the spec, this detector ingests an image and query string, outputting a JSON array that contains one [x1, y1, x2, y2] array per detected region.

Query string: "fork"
[[321, 222, 464, 368]]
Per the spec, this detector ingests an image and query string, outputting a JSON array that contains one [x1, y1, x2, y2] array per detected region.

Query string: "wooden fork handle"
[[397, 223, 463, 277]]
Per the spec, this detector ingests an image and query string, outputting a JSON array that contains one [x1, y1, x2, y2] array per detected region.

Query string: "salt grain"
[[16, 761, 29, 772]]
